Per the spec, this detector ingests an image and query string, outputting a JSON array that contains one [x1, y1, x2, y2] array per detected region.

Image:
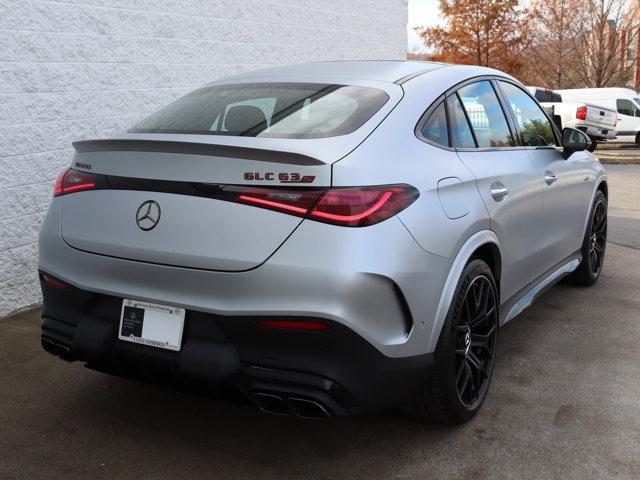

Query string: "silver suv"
[[39, 61, 607, 423]]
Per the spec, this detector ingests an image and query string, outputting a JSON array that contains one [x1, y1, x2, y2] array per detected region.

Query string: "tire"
[[403, 259, 498, 424], [565, 190, 607, 286], [636, 133, 640, 148], [587, 138, 597, 152]]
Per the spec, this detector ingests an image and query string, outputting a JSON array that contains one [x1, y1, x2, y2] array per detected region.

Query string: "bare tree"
[[575, 0, 639, 87], [526, 0, 586, 88]]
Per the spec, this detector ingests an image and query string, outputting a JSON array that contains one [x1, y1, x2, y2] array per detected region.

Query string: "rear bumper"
[[39, 199, 451, 358], [40, 278, 434, 415], [576, 124, 616, 140]]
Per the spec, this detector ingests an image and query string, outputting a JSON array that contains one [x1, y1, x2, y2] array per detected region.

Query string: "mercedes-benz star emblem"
[[136, 200, 161, 231]]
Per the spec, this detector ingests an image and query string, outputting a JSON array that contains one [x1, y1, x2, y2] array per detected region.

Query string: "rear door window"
[[130, 83, 389, 139], [457, 81, 515, 148]]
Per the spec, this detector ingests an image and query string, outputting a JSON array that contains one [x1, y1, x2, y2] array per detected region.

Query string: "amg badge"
[[244, 172, 316, 183]]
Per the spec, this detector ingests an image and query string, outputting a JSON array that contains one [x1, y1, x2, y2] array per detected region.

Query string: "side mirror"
[[562, 128, 591, 159]]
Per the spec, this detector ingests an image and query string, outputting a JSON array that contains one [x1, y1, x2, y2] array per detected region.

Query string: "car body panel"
[[455, 148, 545, 300], [525, 148, 597, 268], [60, 190, 305, 271], [41, 199, 451, 358]]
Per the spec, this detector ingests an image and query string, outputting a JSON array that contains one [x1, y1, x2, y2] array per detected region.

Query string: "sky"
[[407, 0, 441, 53]]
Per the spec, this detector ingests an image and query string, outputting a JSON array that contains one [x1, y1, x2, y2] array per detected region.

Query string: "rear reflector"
[[53, 168, 97, 197], [256, 319, 330, 331], [231, 184, 419, 227], [40, 272, 70, 289]]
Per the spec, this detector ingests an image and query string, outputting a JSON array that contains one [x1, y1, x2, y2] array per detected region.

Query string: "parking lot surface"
[[1, 166, 640, 480]]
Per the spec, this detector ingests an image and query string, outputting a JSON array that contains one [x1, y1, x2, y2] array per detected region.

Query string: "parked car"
[[556, 87, 640, 145], [39, 61, 608, 424], [528, 86, 617, 151]]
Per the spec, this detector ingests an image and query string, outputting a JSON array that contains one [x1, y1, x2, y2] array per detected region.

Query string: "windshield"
[[129, 83, 389, 139]]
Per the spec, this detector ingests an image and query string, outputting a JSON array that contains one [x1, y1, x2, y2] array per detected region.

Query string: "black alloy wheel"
[[402, 259, 499, 424], [588, 198, 607, 278], [566, 190, 607, 286], [454, 275, 498, 408]]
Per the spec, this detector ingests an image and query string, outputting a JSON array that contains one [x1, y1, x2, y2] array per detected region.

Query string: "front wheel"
[[403, 259, 498, 424], [565, 190, 607, 286]]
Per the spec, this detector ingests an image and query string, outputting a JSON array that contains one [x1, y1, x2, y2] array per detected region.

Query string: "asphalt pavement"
[[1, 165, 639, 480]]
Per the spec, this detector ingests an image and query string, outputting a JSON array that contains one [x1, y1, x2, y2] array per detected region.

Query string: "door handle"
[[545, 171, 557, 185], [490, 182, 509, 202]]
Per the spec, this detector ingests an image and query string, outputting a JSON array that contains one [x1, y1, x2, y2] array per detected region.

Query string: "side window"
[[499, 81, 556, 147], [458, 81, 515, 148], [447, 94, 476, 148], [420, 101, 449, 146], [617, 99, 639, 117]]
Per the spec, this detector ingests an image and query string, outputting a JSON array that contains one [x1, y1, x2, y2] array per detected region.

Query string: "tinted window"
[[447, 94, 476, 148], [130, 83, 389, 139], [458, 81, 514, 148], [533, 89, 562, 103], [421, 102, 449, 146], [617, 98, 640, 117], [499, 81, 556, 147]]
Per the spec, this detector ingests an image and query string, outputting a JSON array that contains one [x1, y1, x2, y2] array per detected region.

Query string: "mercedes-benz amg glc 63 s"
[[39, 61, 608, 423]]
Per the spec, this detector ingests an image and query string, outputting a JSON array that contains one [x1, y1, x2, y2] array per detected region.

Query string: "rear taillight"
[[230, 184, 419, 227], [228, 186, 325, 216], [576, 106, 587, 120], [53, 168, 97, 197], [310, 186, 418, 227]]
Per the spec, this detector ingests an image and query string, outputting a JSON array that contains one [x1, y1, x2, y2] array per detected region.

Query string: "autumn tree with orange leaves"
[[415, 0, 530, 77]]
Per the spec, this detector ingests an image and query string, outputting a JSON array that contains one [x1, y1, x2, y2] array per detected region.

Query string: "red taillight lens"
[[310, 185, 419, 227], [53, 168, 96, 197], [40, 272, 70, 289], [231, 184, 418, 227], [230, 186, 325, 216], [256, 319, 330, 331], [576, 106, 587, 120], [53, 169, 67, 196]]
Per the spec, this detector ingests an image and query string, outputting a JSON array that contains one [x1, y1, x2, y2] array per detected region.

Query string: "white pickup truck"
[[527, 87, 617, 151]]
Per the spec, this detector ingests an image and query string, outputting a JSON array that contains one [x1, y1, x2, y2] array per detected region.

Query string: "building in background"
[[625, 0, 640, 90], [0, 0, 408, 317]]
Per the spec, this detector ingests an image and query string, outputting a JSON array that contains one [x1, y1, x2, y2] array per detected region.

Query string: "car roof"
[[221, 60, 451, 84]]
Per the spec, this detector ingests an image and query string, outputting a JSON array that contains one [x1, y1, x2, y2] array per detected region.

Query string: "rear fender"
[[427, 230, 500, 352]]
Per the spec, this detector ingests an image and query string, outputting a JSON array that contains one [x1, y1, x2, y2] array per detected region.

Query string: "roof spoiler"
[[72, 139, 325, 166]]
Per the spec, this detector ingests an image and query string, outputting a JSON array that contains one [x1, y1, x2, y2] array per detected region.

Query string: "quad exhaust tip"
[[253, 392, 290, 416], [41, 337, 76, 362], [253, 392, 330, 419], [287, 397, 330, 419]]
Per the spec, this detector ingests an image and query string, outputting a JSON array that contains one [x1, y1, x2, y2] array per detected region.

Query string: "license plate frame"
[[118, 299, 185, 351]]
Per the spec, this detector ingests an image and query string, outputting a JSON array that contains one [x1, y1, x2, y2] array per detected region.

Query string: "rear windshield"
[[129, 83, 389, 139]]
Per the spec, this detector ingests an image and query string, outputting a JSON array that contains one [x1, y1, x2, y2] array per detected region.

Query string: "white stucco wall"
[[0, 0, 408, 317]]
